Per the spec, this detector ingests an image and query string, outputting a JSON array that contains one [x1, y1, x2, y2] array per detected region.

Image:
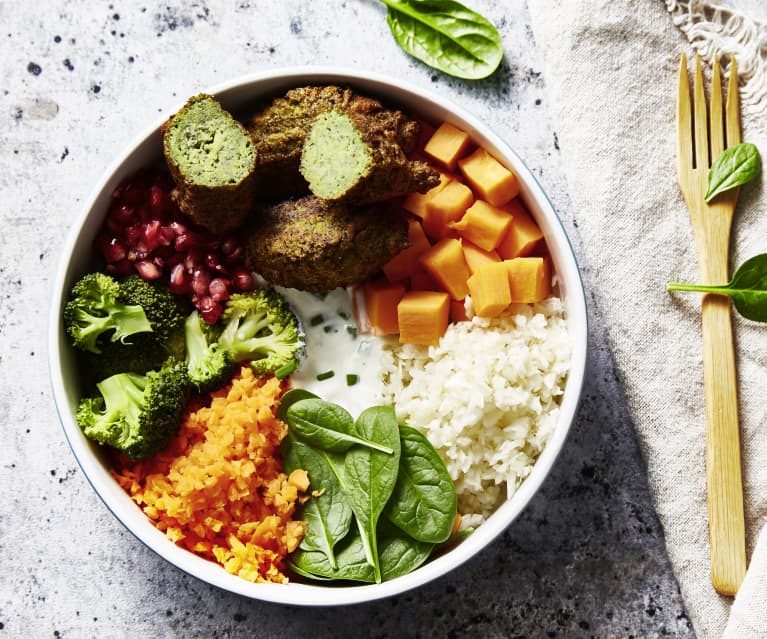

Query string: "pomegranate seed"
[[141, 220, 162, 251], [112, 204, 137, 225], [135, 260, 162, 280], [209, 277, 230, 302], [169, 264, 189, 294], [183, 249, 202, 273], [223, 245, 244, 265], [124, 223, 142, 246], [191, 268, 211, 297], [158, 225, 175, 246], [97, 235, 128, 263], [169, 221, 188, 236], [220, 237, 239, 257], [148, 185, 169, 218], [232, 269, 255, 292], [198, 297, 223, 324]]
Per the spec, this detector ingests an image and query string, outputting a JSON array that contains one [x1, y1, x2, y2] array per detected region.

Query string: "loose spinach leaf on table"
[[705, 142, 761, 202], [667, 253, 767, 322], [344, 406, 402, 583], [383, 425, 457, 543], [286, 397, 395, 454], [281, 437, 353, 569], [379, 0, 503, 80]]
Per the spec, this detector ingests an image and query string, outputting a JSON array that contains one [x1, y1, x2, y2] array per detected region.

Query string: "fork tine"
[[726, 57, 741, 147], [710, 59, 725, 159], [694, 54, 710, 168], [677, 54, 693, 176]]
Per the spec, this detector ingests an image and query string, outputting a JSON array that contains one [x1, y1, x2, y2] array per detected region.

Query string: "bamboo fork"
[[677, 53, 746, 595]]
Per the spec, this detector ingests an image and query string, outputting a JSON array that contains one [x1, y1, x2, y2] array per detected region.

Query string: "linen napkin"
[[526, 1, 767, 637]]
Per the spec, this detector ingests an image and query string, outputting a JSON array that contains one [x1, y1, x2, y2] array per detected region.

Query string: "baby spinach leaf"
[[668, 253, 767, 322], [344, 406, 402, 583], [705, 142, 761, 201], [276, 387, 317, 422], [383, 425, 457, 543], [377, 519, 435, 580], [380, 0, 503, 80], [286, 398, 395, 454], [281, 437, 352, 569], [288, 527, 376, 583]]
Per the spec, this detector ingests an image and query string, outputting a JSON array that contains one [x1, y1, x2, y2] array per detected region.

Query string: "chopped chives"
[[309, 313, 324, 326], [316, 370, 335, 381], [346, 374, 359, 386], [346, 326, 357, 338], [337, 310, 350, 320]]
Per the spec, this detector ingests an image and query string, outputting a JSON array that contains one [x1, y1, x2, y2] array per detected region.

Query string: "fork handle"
[[701, 294, 747, 595]]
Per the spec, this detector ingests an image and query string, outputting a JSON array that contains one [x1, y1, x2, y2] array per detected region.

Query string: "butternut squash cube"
[[419, 238, 471, 300], [461, 240, 501, 274], [422, 181, 474, 240], [497, 199, 543, 259], [383, 218, 432, 282], [424, 122, 473, 171], [402, 171, 452, 218], [504, 257, 551, 303], [450, 200, 513, 251], [458, 148, 520, 207], [466, 262, 511, 318], [398, 290, 450, 345], [364, 279, 406, 335]]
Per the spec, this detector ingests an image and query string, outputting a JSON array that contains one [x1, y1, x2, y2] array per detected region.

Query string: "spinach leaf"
[[276, 387, 317, 422], [380, 0, 503, 80], [705, 142, 761, 201], [383, 425, 457, 543], [286, 398, 395, 454], [378, 519, 434, 580], [344, 406, 402, 583], [281, 437, 352, 569], [288, 527, 376, 583], [668, 253, 767, 322]]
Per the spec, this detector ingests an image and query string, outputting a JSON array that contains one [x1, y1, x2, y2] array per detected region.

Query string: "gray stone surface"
[[0, 1, 696, 637]]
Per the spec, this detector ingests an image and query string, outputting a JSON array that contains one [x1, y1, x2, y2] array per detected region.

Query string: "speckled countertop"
[[0, 1, 696, 637]]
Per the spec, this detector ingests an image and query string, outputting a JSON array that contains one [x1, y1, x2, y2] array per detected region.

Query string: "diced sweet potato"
[[449, 200, 513, 251], [424, 122, 473, 171], [398, 290, 450, 345], [458, 148, 520, 207], [504, 257, 551, 303], [466, 262, 511, 317], [402, 171, 452, 218], [419, 238, 471, 300], [422, 181, 474, 240], [449, 299, 470, 323], [496, 199, 543, 259], [383, 218, 432, 282], [364, 279, 406, 335], [461, 240, 501, 274]]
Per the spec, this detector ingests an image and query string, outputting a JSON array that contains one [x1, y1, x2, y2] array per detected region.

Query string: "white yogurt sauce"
[[276, 286, 384, 416]]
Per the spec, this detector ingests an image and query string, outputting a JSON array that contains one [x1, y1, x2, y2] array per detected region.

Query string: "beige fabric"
[[526, 1, 767, 637]]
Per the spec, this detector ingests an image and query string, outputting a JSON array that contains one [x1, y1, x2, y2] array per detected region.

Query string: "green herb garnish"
[[379, 0, 503, 80], [309, 313, 325, 327], [705, 142, 761, 202], [346, 374, 360, 386], [316, 370, 335, 381], [668, 253, 767, 321]]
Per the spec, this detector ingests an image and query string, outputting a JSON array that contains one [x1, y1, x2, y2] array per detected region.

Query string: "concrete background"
[[0, 1, 696, 637]]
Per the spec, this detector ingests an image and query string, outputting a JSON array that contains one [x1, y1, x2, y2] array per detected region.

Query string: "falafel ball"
[[300, 109, 440, 205], [163, 94, 257, 234], [246, 85, 422, 201], [243, 195, 409, 291]]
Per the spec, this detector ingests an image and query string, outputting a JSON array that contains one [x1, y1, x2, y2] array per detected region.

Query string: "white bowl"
[[48, 67, 588, 606]]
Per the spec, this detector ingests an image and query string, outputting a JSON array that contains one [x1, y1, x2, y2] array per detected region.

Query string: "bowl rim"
[[48, 65, 588, 606]]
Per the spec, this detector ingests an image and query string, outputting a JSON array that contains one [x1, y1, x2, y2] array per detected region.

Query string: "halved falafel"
[[246, 85, 425, 201], [243, 195, 409, 291], [163, 94, 257, 234]]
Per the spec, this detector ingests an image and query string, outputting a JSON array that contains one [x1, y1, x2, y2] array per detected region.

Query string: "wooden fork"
[[677, 53, 746, 595]]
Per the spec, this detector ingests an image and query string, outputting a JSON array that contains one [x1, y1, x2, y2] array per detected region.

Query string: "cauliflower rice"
[[380, 297, 571, 522]]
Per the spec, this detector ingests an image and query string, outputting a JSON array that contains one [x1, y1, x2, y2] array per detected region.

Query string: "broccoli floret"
[[76, 358, 191, 460], [118, 275, 190, 358], [64, 272, 152, 353], [184, 310, 235, 393], [218, 289, 303, 377]]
